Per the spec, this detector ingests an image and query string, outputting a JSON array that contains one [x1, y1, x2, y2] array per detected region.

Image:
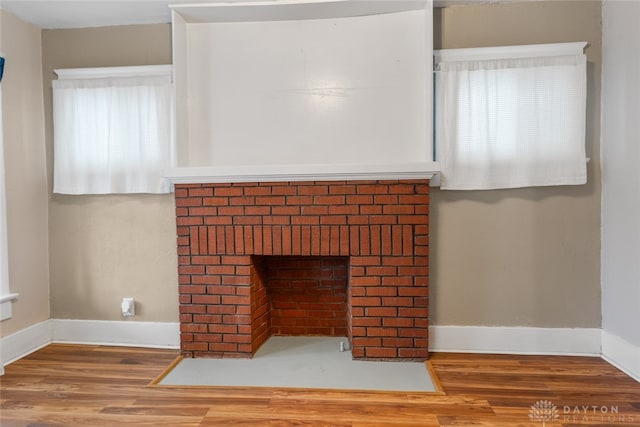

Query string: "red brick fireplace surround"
[[175, 179, 430, 360]]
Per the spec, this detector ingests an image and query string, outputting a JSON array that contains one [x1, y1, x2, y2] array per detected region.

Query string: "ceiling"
[[1, 0, 199, 29], [0, 0, 505, 30]]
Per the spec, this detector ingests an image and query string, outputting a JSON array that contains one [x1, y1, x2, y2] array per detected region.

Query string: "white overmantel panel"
[[169, 0, 436, 182]]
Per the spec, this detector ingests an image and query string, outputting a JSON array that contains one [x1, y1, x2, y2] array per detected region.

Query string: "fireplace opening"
[[254, 256, 349, 337]]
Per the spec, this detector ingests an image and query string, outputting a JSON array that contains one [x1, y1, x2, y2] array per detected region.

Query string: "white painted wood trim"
[[601, 330, 640, 382], [5, 322, 638, 383], [164, 162, 440, 184], [0, 320, 52, 374], [434, 42, 588, 63], [171, 0, 429, 23], [51, 319, 180, 349], [54, 65, 172, 80], [1, 319, 179, 375], [0, 293, 19, 303], [0, 293, 19, 321], [429, 325, 602, 356]]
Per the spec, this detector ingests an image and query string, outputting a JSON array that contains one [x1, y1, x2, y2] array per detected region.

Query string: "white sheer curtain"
[[53, 67, 174, 194], [435, 43, 587, 190]]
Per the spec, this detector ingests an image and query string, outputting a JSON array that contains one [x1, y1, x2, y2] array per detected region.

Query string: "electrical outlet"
[[121, 297, 135, 317]]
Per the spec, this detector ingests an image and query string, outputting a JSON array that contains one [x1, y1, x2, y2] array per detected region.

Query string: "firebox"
[[175, 180, 429, 360]]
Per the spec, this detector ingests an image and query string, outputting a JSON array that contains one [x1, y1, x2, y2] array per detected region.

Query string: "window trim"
[[434, 41, 587, 63], [54, 64, 172, 80], [0, 82, 19, 322]]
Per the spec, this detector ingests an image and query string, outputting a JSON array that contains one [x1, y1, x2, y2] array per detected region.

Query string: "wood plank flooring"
[[1, 344, 639, 426]]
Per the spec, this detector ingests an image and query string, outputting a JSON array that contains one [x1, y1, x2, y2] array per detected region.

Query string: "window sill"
[[0, 293, 19, 321]]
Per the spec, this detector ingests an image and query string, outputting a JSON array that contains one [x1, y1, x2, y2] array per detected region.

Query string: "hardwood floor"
[[1, 344, 639, 426]]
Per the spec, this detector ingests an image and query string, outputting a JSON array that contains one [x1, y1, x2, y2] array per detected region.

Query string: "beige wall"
[[42, 1, 602, 329], [42, 25, 179, 321], [430, 1, 602, 327], [0, 10, 50, 336]]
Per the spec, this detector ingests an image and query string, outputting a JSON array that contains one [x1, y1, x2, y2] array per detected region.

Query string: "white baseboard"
[[0, 320, 52, 373], [429, 325, 602, 356], [51, 319, 180, 349], [4, 322, 636, 382], [601, 330, 640, 382], [1, 319, 179, 374]]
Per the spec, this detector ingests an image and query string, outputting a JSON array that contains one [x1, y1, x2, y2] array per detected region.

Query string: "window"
[[434, 42, 587, 190], [52, 65, 175, 194], [0, 58, 19, 321]]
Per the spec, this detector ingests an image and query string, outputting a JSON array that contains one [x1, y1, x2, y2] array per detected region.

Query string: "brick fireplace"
[[175, 179, 429, 360]]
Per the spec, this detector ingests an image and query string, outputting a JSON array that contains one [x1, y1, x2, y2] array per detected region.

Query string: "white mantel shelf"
[[164, 163, 440, 185]]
